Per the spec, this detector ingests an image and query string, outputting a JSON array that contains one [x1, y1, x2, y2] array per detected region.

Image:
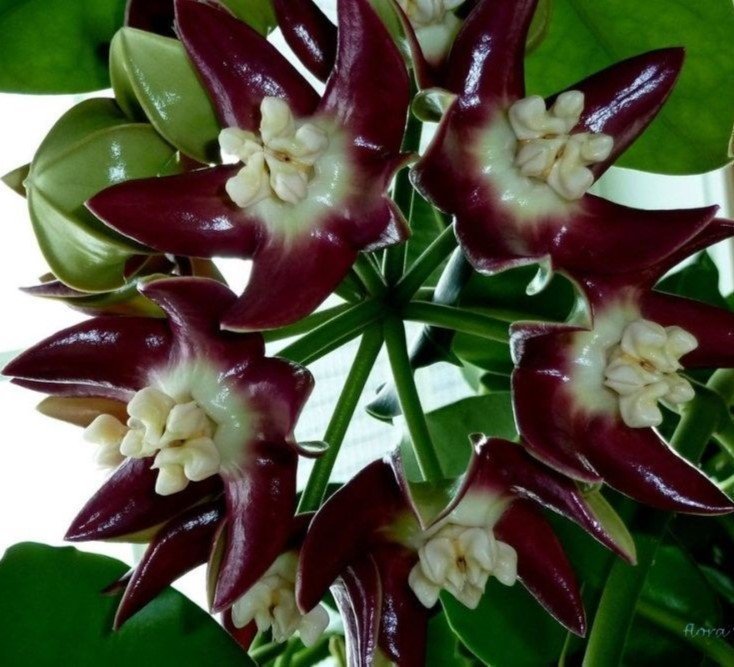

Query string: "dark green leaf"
[[110, 28, 220, 162], [525, 0, 734, 174], [0, 0, 126, 93], [426, 611, 475, 667], [218, 0, 276, 35], [658, 251, 728, 309], [0, 543, 249, 666], [405, 193, 448, 284], [1, 163, 30, 197]]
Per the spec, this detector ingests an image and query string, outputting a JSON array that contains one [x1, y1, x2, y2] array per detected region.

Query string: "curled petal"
[[115, 500, 224, 627], [446, 0, 535, 108], [37, 396, 128, 428], [222, 610, 257, 651], [66, 458, 221, 541], [212, 440, 297, 612], [3, 317, 171, 397], [273, 0, 337, 82], [320, 0, 410, 160], [332, 556, 382, 667], [174, 0, 319, 130], [87, 167, 260, 258], [495, 500, 586, 636], [297, 459, 410, 612]]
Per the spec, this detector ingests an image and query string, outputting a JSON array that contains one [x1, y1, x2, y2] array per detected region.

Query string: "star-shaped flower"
[[88, 0, 410, 331]]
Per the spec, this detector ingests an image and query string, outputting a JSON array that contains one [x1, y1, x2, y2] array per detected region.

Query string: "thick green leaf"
[[442, 581, 566, 667], [525, 0, 734, 174], [0, 543, 249, 666], [400, 393, 517, 481], [2, 163, 30, 197], [219, 0, 276, 35], [0, 0, 125, 93], [426, 611, 475, 667], [405, 193, 448, 281], [27, 98, 178, 291], [111, 28, 220, 162], [658, 251, 728, 309]]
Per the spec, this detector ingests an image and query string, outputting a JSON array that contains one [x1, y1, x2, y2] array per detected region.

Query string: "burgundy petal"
[[222, 611, 257, 651], [3, 317, 171, 396], [640, 291, 734, 369], [66, 458, 221, 541], [273, 0, 337, 82], [582, 415, 734, 515], [125, 0, 175, 36], [115, 500, 224, 627], [174, 0, 319, 130], [372, 544, 429, 667], [87, 167, 260, 258], [319, 0, 410, 160], [213, 440, 297, 611], [297, 459, 410, 612], [220, 232, 357, 332], [562, 48, 684, 176], [332, 556, 383, 667], [388, 0, 435, 89], [446, 0, 535, 107], [495, 500, 586, 636]]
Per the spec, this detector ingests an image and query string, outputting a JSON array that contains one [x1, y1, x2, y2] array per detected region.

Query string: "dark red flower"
[[88, 0, 410, 331]]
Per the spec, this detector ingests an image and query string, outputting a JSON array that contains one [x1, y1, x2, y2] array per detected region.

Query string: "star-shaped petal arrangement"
[[297, 437, 635, 665], [88, 0, 410, 331], [3, 277, 318, 612], [412, 0, 717, 281], [511, 219, 734, 512]]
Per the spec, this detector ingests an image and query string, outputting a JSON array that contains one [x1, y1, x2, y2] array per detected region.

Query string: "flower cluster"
[[3, 0, 734, 663]]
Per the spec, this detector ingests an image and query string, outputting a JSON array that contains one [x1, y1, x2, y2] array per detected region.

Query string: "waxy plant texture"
[[3, 0, 734, 664]]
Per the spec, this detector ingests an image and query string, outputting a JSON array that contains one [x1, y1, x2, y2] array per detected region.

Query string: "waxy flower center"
[[507, 91, 613, 201], [603, 319, 698, 428], [219, 97, 329, 209], [231, 552, 329, 646], [398, 0, 465, 64], [84, 386, 222, 495], [398, 0, 464, 27], [408, 522, 517, 609]]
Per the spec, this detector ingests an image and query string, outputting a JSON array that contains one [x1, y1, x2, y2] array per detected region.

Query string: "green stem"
[[249, 640, 288, 663], [393, 225, 457, 303], [383, 316, 443, 481], [263, 303, 353, 343], [636, 599, 734, 665], [714, 417, 734, 459], [291, 635, 332, 667], [384, 108, 423, 285], [403, 302, 509, 343], [582, 387, 724, 667], [353, 254, 386, 295], [299, 328, 384, 512], [278, 299, 382, 366]]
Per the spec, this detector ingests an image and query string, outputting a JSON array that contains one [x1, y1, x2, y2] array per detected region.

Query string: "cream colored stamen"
[[83, 414, 127, 469], [408, 523, 517, 609], [220, 97, 329, 209], [231, 552, 329, 646], [397, 0, 465, 65], [508, 91, 613, 200], [604, 319, 698, 428], [83, 386, 221, 495]]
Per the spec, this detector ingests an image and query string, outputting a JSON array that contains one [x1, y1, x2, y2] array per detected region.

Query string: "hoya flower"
[[511, 218, 734, 513], [88, 0, 410, 331], [412, 0, 717, 279], [3, 277, 316, 611], [298, 437, 634, 665], [274, 0, 475, 87]]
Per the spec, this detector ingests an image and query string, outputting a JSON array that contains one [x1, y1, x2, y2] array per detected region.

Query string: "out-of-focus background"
[[0, 0, 732, 609]]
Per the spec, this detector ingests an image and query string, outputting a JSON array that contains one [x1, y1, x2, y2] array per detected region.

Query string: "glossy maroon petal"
[[319, 0, 410, 160], [297, 459, 411, 612], [582, 415, 734, 515], [126, 0, 175, 36], [3, 317, 171, 396], [372, 544, 429, 667], [495, 500, 586, 636], [388, 0, 435, 89], [115, 500, 224, 627], [87, 167, 260, 258], [222, 611, 257, 651], [213, 440, 297, 612], [273, 0, 337, 82], [446, 0, 535, 108], [461, 437, 634, 562], [332, 556, 383, 667], [220, 232, 357, 332], [174, 0, 319, 130], [66, 458, 222, 541], [640, 291, 734, 369], [563, 48, 684, 177]]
